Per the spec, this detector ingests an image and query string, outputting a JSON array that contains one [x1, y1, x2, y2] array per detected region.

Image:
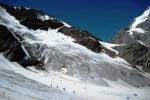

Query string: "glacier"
[[0, 5, 150, 100]]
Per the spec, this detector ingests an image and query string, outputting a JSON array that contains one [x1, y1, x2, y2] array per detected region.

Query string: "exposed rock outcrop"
[[0, 25, 42, 67], [114, 42, 150, 72], [0, 4, 64, 30]]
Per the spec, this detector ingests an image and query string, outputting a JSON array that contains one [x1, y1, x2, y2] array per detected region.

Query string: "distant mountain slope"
[[109, 7, 150, 72], [110, 7, 150, 47], [114, 41, 150, 72]]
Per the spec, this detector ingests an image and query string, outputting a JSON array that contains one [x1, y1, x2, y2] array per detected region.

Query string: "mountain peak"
[[128, 6, 150, 35], [110, 6, 150, 47]]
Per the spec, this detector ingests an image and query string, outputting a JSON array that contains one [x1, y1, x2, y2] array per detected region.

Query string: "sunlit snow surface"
[[0, 54, 150, 100], [128, 7, 150, 35], [0, 6, 150, 100], [100, 41, 120, 54]]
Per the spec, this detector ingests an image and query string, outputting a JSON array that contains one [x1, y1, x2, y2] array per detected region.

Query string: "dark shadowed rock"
[[114, 42, 150, 72], [0, 25, 42, 68], [0, 4, 64, 30]]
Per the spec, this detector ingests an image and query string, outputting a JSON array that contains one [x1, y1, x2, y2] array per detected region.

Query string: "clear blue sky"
[[1, 0, 150, 41]]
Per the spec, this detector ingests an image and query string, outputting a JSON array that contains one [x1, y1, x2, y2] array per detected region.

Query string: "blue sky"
[[1, 0, 150, 41]]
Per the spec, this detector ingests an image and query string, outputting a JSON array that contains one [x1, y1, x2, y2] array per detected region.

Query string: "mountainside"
[[109, 7, 150, 72], [0, 4, 150, 100], [114, 41, 150, 72], [110, 7, 150, 47]]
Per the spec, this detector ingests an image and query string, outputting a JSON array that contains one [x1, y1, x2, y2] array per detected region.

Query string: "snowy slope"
[[0, 55, 80, 100], [0, 5, 150, 100], [128, 7, 150, 35], [0, 54, 150, 100], [0, 6, 149, 86], [100, 41, 120, 54]]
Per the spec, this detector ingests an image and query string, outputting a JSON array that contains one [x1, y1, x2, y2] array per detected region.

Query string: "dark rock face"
[[0, 25, 24, 60], [58, 27, 102, 52], [114, 42, 150, 72], [1, 4, 64, 30], [0, 25, 42, 67]]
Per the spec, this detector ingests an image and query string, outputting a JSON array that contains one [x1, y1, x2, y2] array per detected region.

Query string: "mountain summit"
[[110, 7, 150, 47]]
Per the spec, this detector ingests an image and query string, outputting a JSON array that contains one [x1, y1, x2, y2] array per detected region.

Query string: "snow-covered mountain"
[[110, 7, 150, 47], [109, 7, 150, 72], [0, 4, 150, 100]]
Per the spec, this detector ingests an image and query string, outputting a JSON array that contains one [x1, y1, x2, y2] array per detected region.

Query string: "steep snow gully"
[[0, 4, 150, 100]]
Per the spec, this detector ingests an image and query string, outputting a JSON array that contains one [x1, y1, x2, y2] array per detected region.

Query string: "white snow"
[[0, 56, 76, 100], [61, 21, 71, 27], [100, 41, 120, 55], [137, 40, 146, 46], [0, 7, 22, 27], [0, 54, 150, 100], [0, 6, 150, 100], [13, 6, 21, 9], [128, 7, 150, 35], [113, 57, 133, 70], [14, 6, 30, 10], [34, 29, 75, 45], [0, 6, 74, 46], [37, 13, 71, 27], [61, 68, 68, 74], [37, 14, 54, 21]]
